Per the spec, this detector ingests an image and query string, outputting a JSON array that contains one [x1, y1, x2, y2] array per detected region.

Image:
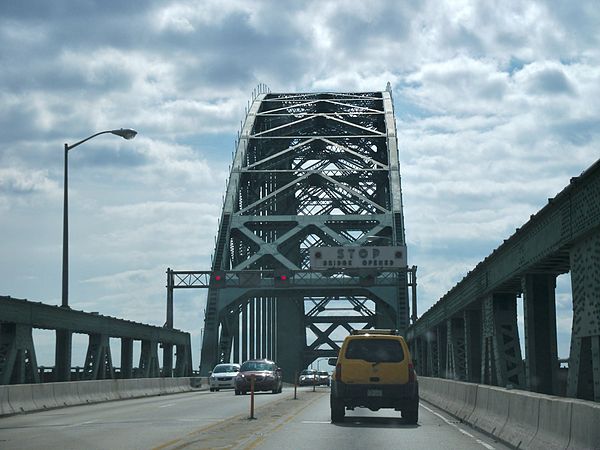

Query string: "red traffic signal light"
[[274, 269, 291, 287], [211, 271, 226, 288]]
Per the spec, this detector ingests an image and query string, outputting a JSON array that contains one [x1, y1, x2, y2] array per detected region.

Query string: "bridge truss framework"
[[191, 88, 413, 379]]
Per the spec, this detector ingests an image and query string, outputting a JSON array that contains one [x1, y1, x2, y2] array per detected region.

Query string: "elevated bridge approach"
[[407, 157, 600, 402]]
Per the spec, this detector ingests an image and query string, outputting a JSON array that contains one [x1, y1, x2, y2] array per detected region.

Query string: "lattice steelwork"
[[199, 88, 410, 379]]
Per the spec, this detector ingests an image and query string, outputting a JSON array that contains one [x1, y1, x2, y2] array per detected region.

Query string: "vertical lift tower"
[[197, 87, 414, 380]]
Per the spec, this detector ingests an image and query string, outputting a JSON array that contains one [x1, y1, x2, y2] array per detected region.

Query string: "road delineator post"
[[294, 371, 298, 399], [249, 375, 256, 419]]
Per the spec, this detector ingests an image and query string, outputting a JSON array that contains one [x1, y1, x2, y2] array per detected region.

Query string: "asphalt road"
[[0, 386, 509, 449]]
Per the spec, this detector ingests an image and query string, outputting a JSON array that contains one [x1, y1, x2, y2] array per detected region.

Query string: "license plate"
[[367, 389, 382, 397]]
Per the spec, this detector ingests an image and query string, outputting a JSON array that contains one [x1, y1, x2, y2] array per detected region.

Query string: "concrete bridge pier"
[[83, 333, 114, 380], [481, 293, 525, 388], [426, 329, 439, 377], [277, 297, 304, 383], [0, 323, 40, 384], [55, 329, 72, 382], [464, 308, 482, 383], [446, 317, 466, 380], [522, 273, 559, 394], [567, 233, 600, 401]]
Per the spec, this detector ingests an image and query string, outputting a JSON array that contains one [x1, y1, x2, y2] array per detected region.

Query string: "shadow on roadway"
[[332, 415, 419, 429]]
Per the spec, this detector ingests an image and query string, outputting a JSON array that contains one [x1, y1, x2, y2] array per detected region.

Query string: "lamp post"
[[61, 128, 137, 308], [55, 128, 136, 382]]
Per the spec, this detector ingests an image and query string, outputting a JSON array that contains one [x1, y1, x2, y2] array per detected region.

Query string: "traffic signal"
[[274, 269, 291, 287], [210, 271, 226, 288], [359, 271, 376, 286]]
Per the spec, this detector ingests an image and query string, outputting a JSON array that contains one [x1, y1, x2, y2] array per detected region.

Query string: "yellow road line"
[[242, 392, 326, 450]]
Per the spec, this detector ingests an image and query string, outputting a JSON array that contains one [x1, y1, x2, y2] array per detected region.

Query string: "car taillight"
[[335, 363, 342, 381], [408, 362, 416, 382]]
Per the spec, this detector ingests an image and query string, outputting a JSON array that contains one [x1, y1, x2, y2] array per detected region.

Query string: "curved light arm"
[[65, 128, 137, 151]]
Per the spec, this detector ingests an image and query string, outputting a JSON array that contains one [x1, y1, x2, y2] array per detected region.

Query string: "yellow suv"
[[328, 329, 419, 424]]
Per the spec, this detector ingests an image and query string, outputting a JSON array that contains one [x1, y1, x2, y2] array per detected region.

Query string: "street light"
[[61, 128, 137, 308]]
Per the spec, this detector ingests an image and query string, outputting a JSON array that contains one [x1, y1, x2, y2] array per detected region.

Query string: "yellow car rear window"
[[345, 339, 404, 363]]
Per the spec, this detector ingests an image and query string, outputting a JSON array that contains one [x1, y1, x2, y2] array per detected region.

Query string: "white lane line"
[[66, 420, 95, 428], [159, 403, 175, 408], [421, 404, 495, 450], [301, 421, 331, 424]]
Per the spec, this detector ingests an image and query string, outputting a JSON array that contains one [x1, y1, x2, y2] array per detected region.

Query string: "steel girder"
[[0, 295, 192, 383], [199, 89, 410, 379]]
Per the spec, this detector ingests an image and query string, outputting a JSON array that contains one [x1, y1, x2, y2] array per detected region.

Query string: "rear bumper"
[[331, 380, 418, 409], [235, 378, 278, 392]]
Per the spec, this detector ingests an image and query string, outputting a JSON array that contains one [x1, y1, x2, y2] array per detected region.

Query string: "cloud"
[[2, 0, 600, 369]]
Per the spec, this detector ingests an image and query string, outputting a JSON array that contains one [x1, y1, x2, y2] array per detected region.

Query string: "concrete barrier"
[[568, 399, 600, 450], [31, 382, 59, 410], [0, 385, 14, 416], [6, 384, 36, 413], [466, 385, 509, 436], [0, 377, 201, 417], [117, 378, 146, 399], [420, 377, 600, 450], [528, 396, 572, 450], [52, 381, 80, 407], [76, 380, 118, 404], [498, 389, 540, 449]]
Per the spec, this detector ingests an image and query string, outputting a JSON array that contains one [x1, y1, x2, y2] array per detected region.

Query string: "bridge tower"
[[199, 87, 411, 379]]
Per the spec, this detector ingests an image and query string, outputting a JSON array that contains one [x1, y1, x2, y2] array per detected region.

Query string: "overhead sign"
[[309, 246, 407, 270]]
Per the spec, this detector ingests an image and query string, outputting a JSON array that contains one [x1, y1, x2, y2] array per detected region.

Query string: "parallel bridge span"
[[0, 296, 192, 384], [407, 157, 600, 402]]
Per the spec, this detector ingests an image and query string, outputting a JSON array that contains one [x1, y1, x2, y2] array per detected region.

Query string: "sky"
[[1, 0, 599, 369]]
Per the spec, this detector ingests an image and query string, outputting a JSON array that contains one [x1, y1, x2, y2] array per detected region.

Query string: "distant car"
[[234, 359, 283, 395], [209, 363, 240, 391], [298, 369, 318, 386], [317, 371, 330, 386]]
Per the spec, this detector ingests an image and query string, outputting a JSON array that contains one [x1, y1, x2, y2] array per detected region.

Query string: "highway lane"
[[0, 387, 289, 450], [247, 388, 510, 450], [0, 386, 510, 449]]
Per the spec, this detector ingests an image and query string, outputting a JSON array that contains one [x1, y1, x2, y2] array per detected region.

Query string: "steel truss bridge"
[[179, 87, 413, 379], [407, 158, 600, 402], [0, 296, 192, 384]]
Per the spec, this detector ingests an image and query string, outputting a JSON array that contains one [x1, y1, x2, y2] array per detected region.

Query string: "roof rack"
[[351, 329, 398, 335]]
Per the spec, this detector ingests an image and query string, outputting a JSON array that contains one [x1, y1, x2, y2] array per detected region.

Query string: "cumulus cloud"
[[2, 0, 599, 364]]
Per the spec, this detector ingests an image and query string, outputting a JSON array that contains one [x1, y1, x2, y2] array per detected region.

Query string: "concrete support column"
[[464, 308, 482, 383], [241, 301, 248, 362], [437, 325, 447, 378], [249, 299, 256, 359], [233, 318, 240, 364], [255, 298, 262, 358], [121, 338, 133, 379], [175, 342, 192, 376], [446, 317, 466, 380], [261, 298, 268, 358], [162, 344, 173, 378], [139, 340, 159, 378], [522, 273, 559, 394], [426, 329, 438, 377], [481, 293, 525, 388], [276, 297, 305, 383], [83, 333, 114, 380], [0, 323, 40, 384], [567, 233, 600, 401], [55, 329, 72, 382]]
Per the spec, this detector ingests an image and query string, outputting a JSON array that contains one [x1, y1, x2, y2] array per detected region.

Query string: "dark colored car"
[[298, 369, 318, 386], [234, 359, 283, 395]]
